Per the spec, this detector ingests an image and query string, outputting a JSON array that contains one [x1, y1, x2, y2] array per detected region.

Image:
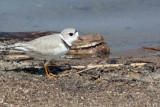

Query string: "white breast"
[[53, 43, 69, 57]]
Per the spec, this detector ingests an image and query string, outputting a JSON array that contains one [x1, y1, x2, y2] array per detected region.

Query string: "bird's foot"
[[46, 73, 57, 78]]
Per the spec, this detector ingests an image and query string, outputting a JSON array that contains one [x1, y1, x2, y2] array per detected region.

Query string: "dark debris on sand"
[[0, 55, 160, 107]]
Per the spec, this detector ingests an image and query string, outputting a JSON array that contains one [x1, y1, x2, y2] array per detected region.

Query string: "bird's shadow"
[[6, 65, 71, 76]]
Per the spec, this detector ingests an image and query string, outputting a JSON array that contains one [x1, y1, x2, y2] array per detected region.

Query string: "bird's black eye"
[[69, 33, 73, 36]]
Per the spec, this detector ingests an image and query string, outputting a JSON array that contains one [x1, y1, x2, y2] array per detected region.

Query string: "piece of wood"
[[71, 63, 147, 69], [0, 49, 25, 55], [4, 54, 31, 60], [77, 68, 94, 74], [142, 46, 160, 51]]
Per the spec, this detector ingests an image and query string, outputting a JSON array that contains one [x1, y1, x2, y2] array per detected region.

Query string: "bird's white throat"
[[59, 34, 72, 46]]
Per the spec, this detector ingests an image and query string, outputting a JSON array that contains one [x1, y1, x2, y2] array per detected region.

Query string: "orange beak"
[[77, 35, 80, 40]]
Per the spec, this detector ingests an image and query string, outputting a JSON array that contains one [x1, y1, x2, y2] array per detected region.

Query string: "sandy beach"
[[0, 35, 160, 106]]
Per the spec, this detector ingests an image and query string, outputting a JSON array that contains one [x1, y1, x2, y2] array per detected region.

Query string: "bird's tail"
[[1, 42, 27, 52], [0, 42, 28, 60], [7, 43, 23, 48], [8, 43, 29, 52], [0, 43, 21, 59]]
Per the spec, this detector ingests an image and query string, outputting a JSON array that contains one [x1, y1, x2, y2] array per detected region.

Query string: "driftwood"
[[72, 63, 147, 69], [73, 63, 147, 74], [3, 54, 32, 60], [142, 46, 160, 51], [0, 49, 24, 55]]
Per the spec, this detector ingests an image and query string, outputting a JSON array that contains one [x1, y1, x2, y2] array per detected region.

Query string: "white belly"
[[25, 44, 69, 61]]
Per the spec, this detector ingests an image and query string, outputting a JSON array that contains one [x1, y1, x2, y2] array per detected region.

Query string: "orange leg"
[[44, 60, 57, 78]]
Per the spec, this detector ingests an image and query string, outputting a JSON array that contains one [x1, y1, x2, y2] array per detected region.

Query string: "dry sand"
[[0, 32, 160, 106], [0, 54, 160, 107]]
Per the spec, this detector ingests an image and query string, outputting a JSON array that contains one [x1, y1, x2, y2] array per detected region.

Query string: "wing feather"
[[23, 34, 62, 55]]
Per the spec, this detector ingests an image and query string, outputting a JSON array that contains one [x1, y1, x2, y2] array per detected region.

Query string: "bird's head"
[[60, 28, 80, 46]]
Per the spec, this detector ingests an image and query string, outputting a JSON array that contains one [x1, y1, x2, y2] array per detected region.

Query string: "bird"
[[10, 28, 80, 78]]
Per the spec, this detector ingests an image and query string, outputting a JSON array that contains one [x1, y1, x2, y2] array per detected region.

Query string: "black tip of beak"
[[79, 37, 83, 40]]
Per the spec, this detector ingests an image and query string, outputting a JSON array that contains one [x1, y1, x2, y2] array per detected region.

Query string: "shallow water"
[[0, 0, 160, 52]]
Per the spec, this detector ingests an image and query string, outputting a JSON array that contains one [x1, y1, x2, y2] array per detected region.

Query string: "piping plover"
[[11, 28, 80, 78]]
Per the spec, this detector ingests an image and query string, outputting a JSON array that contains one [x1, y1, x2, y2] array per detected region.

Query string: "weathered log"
[[67, 34, 110, 55]]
